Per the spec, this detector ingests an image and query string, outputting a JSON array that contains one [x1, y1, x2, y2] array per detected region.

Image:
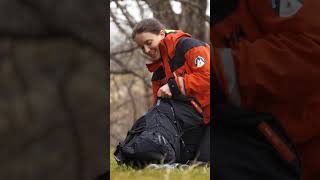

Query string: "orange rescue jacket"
[[147, 30, 210, 124], [212, 0, 320, 179]]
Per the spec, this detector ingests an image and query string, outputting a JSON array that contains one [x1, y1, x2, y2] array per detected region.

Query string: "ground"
[[110, 150, 210, 180]]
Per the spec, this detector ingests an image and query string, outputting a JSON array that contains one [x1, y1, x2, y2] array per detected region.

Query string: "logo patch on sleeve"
[[270, 0, 303, 17], [194, 56, 205, 67]]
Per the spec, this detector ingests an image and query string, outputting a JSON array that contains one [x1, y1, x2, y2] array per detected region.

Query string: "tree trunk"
[[144, 0, 178, 29], [180, 0, 208, 42]]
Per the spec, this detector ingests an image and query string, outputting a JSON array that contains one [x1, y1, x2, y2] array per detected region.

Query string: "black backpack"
[[213, 104, 301, 180], [114, 97, 205, 168]]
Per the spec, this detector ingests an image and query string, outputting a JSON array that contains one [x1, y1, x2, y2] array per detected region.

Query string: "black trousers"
[[180, 124, 210, 163]]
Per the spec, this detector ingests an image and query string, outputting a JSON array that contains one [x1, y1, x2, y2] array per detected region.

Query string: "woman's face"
[[134, 31, 165, 63]]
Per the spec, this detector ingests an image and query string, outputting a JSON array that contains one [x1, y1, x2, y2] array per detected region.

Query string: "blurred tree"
[[0, 0, 107, 179]]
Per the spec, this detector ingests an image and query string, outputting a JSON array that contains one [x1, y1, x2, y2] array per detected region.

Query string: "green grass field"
[[110, 150, 210, 180]]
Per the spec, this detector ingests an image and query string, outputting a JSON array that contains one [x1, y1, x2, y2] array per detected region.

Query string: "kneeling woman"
[[132, 18, 210, 162]]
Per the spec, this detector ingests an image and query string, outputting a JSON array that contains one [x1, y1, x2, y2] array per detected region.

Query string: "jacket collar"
[[160, 30, 191, 60], [146, 30, 191, 73], [146, 61, 162, 72]]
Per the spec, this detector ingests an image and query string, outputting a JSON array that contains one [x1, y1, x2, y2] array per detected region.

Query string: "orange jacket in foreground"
[[147, 30, 210, 124], [212, 0, 320, 179]]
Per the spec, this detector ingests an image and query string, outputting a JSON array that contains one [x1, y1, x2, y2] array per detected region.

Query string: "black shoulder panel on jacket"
[[152, 66, 166, 81], [170, 37, 207, 72]]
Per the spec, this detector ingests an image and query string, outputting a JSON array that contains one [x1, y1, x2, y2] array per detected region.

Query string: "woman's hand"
[[157, 84, 172, 98]]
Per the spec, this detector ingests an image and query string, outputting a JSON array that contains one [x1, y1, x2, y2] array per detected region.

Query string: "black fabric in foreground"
[[94, 171, 109, 180], [211, 0, 239, 25], [213, 105, 301, 180]]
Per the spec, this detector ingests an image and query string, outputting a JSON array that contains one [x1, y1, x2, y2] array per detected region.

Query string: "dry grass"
[[110, 150, 210, 180]]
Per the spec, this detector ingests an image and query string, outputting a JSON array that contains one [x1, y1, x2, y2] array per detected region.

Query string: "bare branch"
[[179, 0, 208, 41], [176, 0, 203, 10], [114, 1, 136, 28], [8, 40, 34, 128], [144, 0, 178, 29], [56, 60, 85, 180], [110, 99, 132, 111], [127, 79, 138, 122], [111, 76, 121, 100], [110, 70, 133, 75], [177, 0, 209, 22], [110, 9, 131, 37], [110, 45, 139, 56], [16, 0, 106, 54], [135, 0, 145, 19], [111, 55, 151, 88]]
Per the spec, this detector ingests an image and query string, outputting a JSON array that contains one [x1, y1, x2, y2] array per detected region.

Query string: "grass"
[[110, 150, 210, 180]]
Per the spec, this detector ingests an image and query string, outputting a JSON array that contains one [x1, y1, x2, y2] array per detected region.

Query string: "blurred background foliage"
[[0, 0, 107, 179]]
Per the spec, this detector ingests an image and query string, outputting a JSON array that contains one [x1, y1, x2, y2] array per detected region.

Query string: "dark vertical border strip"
[[210, 44, 214, 179], [105, 0, 110, 179], [210, 1, 213, 178]]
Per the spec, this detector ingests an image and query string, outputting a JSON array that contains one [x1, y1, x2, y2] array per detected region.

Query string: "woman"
[[132, 18, 210, 124]]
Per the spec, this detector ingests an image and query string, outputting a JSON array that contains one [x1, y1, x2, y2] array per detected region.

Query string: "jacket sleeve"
[[169, 44, 210, 107], [182, 45, 210, 96], [213, 33, 320, 108]]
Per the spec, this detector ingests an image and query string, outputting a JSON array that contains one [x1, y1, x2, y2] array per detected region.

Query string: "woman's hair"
[[132, 18, 166, 39]]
